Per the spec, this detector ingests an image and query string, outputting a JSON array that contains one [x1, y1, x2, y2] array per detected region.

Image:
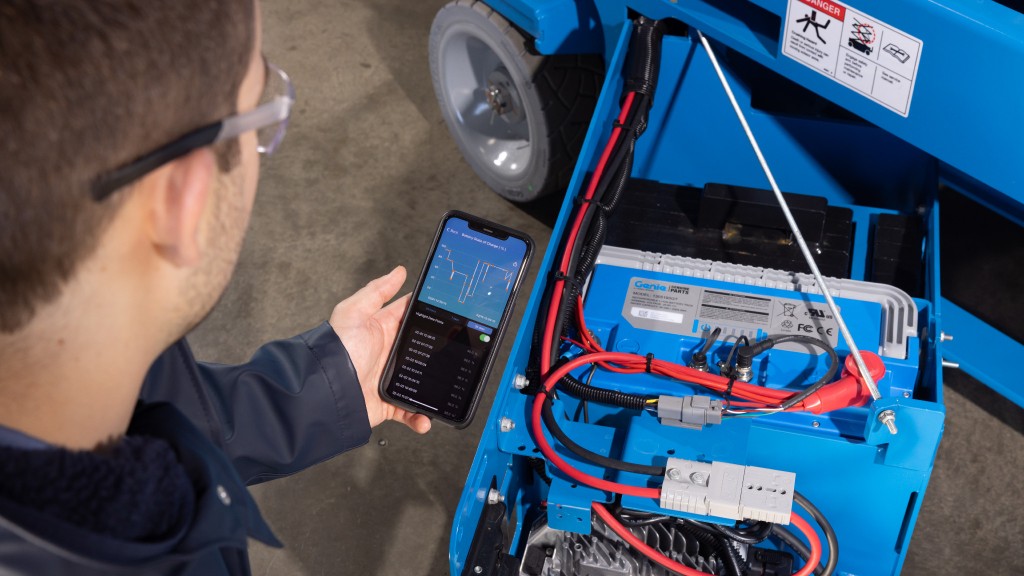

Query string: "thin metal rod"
[[695, 30, 883, 405]]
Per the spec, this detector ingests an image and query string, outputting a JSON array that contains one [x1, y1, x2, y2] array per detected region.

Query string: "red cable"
[[595, 503, 823, 576], [530, 352, 660, 499], [542, 91, 638, 372], [790, 514, 823, 576], [572, 297, 790, 406], [594, 503, 714, 576], [531, 85, 829, 575]]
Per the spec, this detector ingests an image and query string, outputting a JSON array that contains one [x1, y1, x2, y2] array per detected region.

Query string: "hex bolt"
[[667, 468, 683, 481], [689, 472, 707, 486], [487, 488, 504, 505], [878, 409, 898, 435], [513, 374, 529, 390], [499, 417, 515, 432], [939, 332, 953, 342]]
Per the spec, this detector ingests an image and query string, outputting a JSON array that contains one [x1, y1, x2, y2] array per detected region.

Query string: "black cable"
[[550, 100, 646, 360], [549, 96, 645, 360], [718, 537, 748, 576], [542, 395, 665, 476], [676, 521, 743, 576], [735, 334, 840, 410], [775, 340, 840, 410], [558, 370, 651, 411], [711, 521, 773, 545], [720, 335, 749, 381], [617, 513, 673, 527], [794, 491, 838, 576], [771, 525, 824, 576], [701, 327, 723, 355], [527, 457, 552, 486], [690, 327, 722, 369]]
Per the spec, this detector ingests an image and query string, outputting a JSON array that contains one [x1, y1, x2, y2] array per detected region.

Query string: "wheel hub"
[[485, 68, 523, 124]]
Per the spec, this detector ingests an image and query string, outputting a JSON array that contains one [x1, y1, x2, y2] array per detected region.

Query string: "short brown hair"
[[0, 0, 255, 332]]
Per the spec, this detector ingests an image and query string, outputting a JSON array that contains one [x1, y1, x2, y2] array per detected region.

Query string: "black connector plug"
[[737, 338, 775, 368]]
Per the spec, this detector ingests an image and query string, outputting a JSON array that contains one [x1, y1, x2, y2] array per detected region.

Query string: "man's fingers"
[[333, 266, 407, 320], [376, 294, 411, 335], [393, 407, 432, 434]]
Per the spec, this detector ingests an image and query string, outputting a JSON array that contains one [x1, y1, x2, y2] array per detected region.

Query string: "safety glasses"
[[91, 61, 295, 201]]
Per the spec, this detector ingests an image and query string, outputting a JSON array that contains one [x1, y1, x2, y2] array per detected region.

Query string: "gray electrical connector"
[[657, 395, 723, 429], [660, 457, 795, 524]]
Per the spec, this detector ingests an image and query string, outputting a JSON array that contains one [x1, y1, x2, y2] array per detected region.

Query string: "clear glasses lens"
[[256, 62, 294, 155]]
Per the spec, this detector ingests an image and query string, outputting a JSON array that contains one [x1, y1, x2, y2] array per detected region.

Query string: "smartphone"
[[379, 210, 534, 428]]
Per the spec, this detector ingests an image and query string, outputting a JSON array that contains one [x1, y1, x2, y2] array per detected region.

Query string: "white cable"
[[695, 31, 890, 426]]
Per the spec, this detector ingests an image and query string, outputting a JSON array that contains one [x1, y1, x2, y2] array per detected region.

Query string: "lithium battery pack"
[[582, 246, 921, 421]]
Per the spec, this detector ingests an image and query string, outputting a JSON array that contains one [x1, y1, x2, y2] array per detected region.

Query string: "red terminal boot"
[[802, 351, 887, 414]]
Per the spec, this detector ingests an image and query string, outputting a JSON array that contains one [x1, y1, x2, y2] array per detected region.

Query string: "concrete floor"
[[186, 0, 1024, 574]]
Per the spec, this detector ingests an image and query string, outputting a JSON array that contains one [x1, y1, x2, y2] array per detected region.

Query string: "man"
[[0, 1, 429, 573]]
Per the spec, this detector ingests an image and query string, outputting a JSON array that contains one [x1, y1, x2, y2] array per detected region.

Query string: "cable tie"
[[645, 352, 655, 373], [551, 271, 584, 293], [574, 196, 607, 211], [723, 377, 737, 399]]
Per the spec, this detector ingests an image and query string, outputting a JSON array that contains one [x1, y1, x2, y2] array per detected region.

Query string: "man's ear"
[[147, 148, 217, 268]]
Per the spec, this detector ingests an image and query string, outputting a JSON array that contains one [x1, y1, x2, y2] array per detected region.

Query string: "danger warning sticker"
[[782, 0, 922, 117]]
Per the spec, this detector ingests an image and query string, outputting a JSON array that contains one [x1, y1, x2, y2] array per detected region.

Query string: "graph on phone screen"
[[418, 217, 526, 328]]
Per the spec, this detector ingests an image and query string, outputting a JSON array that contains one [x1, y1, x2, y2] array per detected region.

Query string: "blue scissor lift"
[[435, 1, 1024, 574]]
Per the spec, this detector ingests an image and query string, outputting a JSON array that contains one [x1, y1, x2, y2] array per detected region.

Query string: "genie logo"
[[634, 280, 668, 292]]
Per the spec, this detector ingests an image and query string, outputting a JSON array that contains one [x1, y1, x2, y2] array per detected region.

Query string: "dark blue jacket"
[[0, 322, 372, 575]]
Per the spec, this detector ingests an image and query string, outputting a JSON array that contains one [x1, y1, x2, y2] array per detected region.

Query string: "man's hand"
[[329, 266, 431, 434]]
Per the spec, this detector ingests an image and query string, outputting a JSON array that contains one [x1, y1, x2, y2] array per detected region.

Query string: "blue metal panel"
[[626, 0, 1024, 203], [940, 298, 1024, 409], [629, 33, 935, 210], [475, 0, 605, 54]]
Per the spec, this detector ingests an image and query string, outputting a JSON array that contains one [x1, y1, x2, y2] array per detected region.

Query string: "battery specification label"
[[782, 0, 923, 117], [623, 277, 841, 350]]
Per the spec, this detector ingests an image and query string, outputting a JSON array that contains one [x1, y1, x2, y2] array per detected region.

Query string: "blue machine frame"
[[449, 1, 1024, 574]]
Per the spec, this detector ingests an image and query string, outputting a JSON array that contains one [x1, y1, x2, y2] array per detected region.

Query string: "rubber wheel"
[[429, 0, 603, 202]]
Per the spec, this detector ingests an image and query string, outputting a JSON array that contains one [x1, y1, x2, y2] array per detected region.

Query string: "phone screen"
[[382, 214, 530, 424]]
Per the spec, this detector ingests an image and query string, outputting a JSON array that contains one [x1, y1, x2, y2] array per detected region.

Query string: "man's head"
[[0, 0, 262, 335]]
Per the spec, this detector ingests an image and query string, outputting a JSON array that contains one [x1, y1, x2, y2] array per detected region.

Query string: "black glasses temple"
[[91, 122, 224, 201]]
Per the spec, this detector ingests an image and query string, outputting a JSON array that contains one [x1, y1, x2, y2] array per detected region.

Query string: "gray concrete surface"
[[185, 0, 1024, 573]]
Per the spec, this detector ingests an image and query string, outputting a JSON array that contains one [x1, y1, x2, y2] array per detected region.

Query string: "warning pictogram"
[[783, 0, 923, 117], [848, 20, 875, 55], [796, 11, 831, 43]]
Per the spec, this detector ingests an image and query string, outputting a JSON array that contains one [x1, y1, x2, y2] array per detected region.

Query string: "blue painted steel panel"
[[475, 0, 605, 54], [940, 298, 1024, 409]]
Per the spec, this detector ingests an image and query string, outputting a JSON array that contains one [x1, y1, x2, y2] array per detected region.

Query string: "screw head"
[[689, 472, 707, 486], [878, 409, 898, 435], [667, 468, 683, 481], [474, 566, 483, 574], [812, 421, 820, 428]]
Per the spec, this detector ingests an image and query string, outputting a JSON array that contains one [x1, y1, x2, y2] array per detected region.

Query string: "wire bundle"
[[523, 16, 844, 576]]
